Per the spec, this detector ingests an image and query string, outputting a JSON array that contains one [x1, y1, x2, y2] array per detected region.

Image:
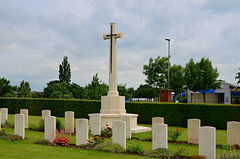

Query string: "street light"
[[165, 38, 170, 90]]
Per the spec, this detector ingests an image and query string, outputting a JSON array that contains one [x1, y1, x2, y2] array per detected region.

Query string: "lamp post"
[[165, 38, 170, 90]]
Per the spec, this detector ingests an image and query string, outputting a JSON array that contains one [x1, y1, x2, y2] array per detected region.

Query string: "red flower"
[[107, 127, 112, 130], [101, 138, 104, 140], [106, 124, 108, 126], [3, 129, 5, 131], [176, 128, 179, 131], [94, 137, 98, 140]]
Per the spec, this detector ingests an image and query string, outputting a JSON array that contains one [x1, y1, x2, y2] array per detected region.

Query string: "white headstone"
[[199, 126, 216, 159], [121, 115, 131, 139], [44, 116, 56, 142], [227, 121, 240, 145], [14, 114, 25, 139], [0, 108, 8, 124], [76, 119, 88, 146], [188, 119, 200, 144], [89, 114, 101, 135], [42, 110, 51, 120], [152, 117, 164, 125], [112, 120, 126, 149], [20, 109, 28, 128], [152, 123, 168, 150], [65, 111, 74, 133]]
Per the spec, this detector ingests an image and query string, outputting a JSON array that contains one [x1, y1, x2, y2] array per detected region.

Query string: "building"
[[187, 82, 240, 104]]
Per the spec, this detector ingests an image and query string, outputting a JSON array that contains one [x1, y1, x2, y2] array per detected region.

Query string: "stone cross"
[[103, 23, 123, 96]]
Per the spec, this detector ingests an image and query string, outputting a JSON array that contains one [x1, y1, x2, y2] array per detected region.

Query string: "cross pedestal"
[[88, 23, 151, 133]]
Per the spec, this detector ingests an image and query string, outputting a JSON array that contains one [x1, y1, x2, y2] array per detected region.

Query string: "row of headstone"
[[152, 117, 216, 159], [42, 110, 75, 133], [152, 117, 240, 159], [89, 114, 132, 139]]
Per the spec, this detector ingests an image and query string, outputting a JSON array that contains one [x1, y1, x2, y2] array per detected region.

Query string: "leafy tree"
[[169, 64, 185, 95], [135, 84, 155, 99], [0, 77, 13, 97], [143, 56, 168, 98], [185, 58, 220, 103], [18, 80, 31, 97], [235, 68, 240, 85], [85, 73, 108, 100], [117, 84, 134, 100], [69, 82, 85, 99], [43, 81, 71, 99], [59, 56, 71, 83]]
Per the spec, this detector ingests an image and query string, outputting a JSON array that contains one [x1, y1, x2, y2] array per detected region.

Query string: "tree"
[[117, 84, 134, 100], [169, 64, 185, 95], [0, 77, 13, 97], [185, 58, 220, 103], [43, 81, 71, 99], [135, 84, 155, 99], [85, 73, 108, 100], [69, 82, 85, 99], [18, 80, 31, 97], [59, 56, 71, 83], [143, 56, 168, 98], [235, 68, 240, 85]]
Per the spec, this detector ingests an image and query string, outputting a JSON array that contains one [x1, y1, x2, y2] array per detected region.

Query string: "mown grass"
[[0, 114, 238, 158]]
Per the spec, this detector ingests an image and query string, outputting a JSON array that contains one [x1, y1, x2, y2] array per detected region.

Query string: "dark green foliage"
[[143, 56, 168, 89], [69, 82, 85, 99], [59, 56, 71, 83], [144, 148, 176, 158], [185, 58, 221, 103], [85, 73, 108, 100], [0, 77, 13, 97], [170, 65, 185, 95], [118, 84, 134, 100], [135, 84, 155, 98], [127, 143, 144, 154], [94, 141, 126, 153], [18, 80, 31, 97], [126, 102, 240, 129], [56, 118, 64, 131], [0, 98, 240, 129]]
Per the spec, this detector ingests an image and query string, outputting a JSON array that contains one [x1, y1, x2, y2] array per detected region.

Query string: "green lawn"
[[0, 114, 237, 158]]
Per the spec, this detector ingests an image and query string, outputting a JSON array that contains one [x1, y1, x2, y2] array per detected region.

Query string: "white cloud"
[[0, 0, 240, 91]]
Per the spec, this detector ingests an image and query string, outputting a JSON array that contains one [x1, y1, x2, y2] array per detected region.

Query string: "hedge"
[[0, 98, 239, 129]]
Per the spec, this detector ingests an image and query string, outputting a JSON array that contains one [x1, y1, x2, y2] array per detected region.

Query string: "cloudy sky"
[[0, 0, 240, 91]]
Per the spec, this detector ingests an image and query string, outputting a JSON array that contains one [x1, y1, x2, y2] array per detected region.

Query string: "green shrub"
[[101, 124, 112, 137], [38, 119, 45, 132], [0, 129, 7, 136], [144, 148, 176, 158], [1, 98, 240, 129], [222, 144, 232, 150], [94, 141, 126, 153], [29, 119, 44, 132], [127, 143, 144, 154], [56, 118, 64, 131], [218, 150, 240, 159], [9, 135, 23, 141], [1, 120, 14, 128], [168, 128, 182, 142]]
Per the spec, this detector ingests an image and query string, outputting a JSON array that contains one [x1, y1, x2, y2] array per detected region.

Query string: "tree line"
[[1, 56, 240, 102]]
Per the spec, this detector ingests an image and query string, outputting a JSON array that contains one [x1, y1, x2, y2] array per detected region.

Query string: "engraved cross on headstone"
[[103, 23, 123, 96]]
